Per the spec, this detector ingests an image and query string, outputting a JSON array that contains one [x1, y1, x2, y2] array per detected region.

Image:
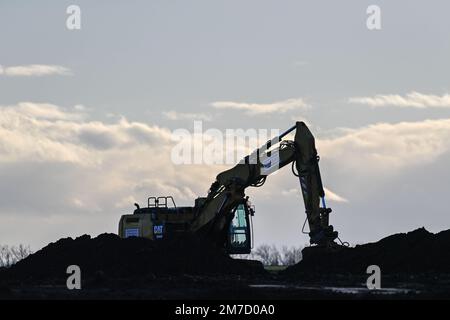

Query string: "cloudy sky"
[[1, 1, 450, 250]]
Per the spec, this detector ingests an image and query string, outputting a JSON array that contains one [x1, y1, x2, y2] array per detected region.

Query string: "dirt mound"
[[284, 228, 450, 276], [3, 233, 264, 283]]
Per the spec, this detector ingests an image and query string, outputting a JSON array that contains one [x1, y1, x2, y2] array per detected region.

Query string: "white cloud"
[[163, 110, 213, 121], [0, 102, 219, 226], [0, 102, 175, 164], [323, 187, 348, 203], [318, 118, 450, 174], [12, 102, 85, 121], [293, 60, 308, 67], [281, 187, 348, 203], [349, 92, 450, 108], [0, 64, 72, 77], [211, 98, 310, 115], [281, 188, 298, 196]]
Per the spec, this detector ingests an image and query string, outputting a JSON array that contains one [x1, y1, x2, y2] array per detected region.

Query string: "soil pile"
[[285, 227, 450, 276], [2, 233, 264, 283]]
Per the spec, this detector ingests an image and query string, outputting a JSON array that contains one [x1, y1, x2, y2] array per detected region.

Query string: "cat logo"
[[153, 224, 164, 239]]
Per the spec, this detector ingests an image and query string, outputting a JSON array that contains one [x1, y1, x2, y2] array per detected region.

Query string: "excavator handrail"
[[148, 196, 177, 208]]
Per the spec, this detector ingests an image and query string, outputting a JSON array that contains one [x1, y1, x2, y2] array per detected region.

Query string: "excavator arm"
[[189, 122, 339, 252]]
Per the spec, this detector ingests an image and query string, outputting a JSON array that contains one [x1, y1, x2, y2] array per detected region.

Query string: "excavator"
[[118, 122, 340, 254]]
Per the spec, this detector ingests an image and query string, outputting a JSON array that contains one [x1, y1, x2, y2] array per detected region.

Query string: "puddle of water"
[[323, 286, 415, 295], [249, 284, 288, 289], [249, 284, 418, 295]]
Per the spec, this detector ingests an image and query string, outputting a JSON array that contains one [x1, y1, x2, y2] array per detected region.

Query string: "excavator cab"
[[227, 203, 254, 254]]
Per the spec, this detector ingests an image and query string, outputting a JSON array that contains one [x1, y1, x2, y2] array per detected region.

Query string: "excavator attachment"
[[292, 122, 339, 245]]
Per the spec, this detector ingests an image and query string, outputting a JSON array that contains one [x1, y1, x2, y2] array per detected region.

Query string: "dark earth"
[[1, 227, 450, 299]]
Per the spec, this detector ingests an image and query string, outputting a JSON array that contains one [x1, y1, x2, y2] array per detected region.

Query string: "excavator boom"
[[189, 122, 338, 251]]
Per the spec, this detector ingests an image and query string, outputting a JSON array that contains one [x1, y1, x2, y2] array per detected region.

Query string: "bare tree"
[[236, 244, 303, 266], [0, 246, 13, 267], [253, 244, 272, 265], [0, 244, 32, 268], [268, 245, 282, 266], [280, 246, 302, 265]]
